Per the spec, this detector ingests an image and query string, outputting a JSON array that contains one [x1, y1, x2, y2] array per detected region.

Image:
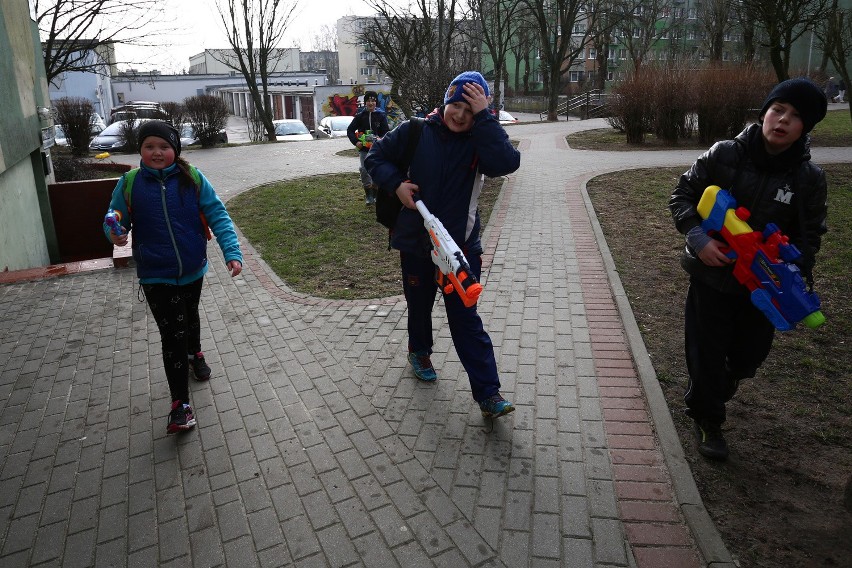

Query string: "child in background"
[[104, 120, 243, 434], [347, 91, 390, 204], [366, 71, 521, 418], [669, 78, 828, 460]]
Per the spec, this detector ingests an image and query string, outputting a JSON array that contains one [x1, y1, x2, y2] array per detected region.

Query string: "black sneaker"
[[190, 351, 211, 381], [693, 419, 729, 461], [167, 400, 197, 434]]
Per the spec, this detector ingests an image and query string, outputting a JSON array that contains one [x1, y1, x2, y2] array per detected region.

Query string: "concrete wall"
[[0, 2, 56, 271]]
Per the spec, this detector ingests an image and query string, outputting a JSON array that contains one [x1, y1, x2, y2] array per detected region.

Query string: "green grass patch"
[[228, 172, 504, 300]]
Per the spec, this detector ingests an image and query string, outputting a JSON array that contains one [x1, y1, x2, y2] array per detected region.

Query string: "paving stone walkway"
[[2, 116, 849, 567]]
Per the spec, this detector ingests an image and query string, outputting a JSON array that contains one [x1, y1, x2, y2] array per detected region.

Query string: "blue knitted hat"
[[444, 71, 490, 105]]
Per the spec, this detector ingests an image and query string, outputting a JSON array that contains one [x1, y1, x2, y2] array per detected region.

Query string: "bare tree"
[[697, 0, 737, 62], [742, 0, 830, 81], [311, 24, 338, 51], [508, 4, 539, 94], [359, 0, 477, 117], [523, 0, 616, 120], [587, 0, 634, 90], [615, 0, 685, 71], [814, 1, 852, 117], [34, 0, 168, 86], [469, 0, 523, 110], [54, 97, 95, 156], [213, 0, 300, 141]]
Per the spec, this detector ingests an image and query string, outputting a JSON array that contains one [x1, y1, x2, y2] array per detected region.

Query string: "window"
[[573, 23, 585, 34], [723, 51, 730, 61], [688, 8, 696, 19], [569, 71, 585, 82], [619, 49, 627, 60], [588, 48, 596, 60], [633, 28, 641, 38], [687, 30, 695, 40]]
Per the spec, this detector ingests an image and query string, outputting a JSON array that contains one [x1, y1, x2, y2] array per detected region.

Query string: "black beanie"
[[759, 78, 827, 134], [138, 120, 181, 156]]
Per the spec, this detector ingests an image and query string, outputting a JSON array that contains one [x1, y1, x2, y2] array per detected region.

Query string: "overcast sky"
[[115, 0, 378, 73]]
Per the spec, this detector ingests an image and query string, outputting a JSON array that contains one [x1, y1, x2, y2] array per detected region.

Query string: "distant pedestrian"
[[825, 77, 839, 102], [669, 78, 828, 461], [347, 91, 390, 205], [835, 79, 846, 103], [103, 120, 243, 435], [366, 71, 521, 419]]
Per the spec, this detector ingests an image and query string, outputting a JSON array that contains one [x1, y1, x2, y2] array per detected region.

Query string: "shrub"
[[609, 65, 779, 145], [54, 97, 94, 156], [184, 94, 229, 147], [161, 101, 186, 127], [118, 119, 140, 153], [607, 72, 654, 144], [694, 66, 775, 144]]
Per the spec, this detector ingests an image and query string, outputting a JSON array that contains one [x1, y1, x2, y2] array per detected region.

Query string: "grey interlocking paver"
[[4, 115, 848, 566]]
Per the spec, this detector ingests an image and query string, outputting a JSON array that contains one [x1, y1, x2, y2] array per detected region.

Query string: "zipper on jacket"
[[160, 179, 184, 281]]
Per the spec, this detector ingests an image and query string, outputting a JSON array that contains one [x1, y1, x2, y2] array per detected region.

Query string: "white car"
[[498, 110, 518, 125], [316, 115, 354, 139], [273, 119, 314, 141], [179, 123, 229, 146]]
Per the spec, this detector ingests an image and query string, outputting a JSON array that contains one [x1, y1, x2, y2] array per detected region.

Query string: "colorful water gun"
[[697, 185, 825, 331]]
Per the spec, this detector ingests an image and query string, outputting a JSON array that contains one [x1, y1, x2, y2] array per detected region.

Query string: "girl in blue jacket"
[[366, 71, 521, 418], [104, 120, 243, 434]]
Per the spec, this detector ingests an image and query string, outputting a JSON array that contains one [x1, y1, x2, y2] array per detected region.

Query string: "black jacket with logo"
[[669, 123, 828, 294], [346, 108, 390, 148]]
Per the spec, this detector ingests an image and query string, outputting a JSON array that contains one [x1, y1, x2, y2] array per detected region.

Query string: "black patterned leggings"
[[142, 278, 203, 404]]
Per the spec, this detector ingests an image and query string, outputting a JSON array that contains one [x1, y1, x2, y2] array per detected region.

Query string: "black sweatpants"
[[142, 278, 204, 404], [684, 277, 775, 424]]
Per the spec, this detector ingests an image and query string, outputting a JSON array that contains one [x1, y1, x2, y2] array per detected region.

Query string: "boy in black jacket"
[[669, 78, 828, 460], [346, 91, 390, 204]]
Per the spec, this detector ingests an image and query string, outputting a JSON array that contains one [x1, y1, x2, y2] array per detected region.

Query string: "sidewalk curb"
[[578, 173, 737, 568]]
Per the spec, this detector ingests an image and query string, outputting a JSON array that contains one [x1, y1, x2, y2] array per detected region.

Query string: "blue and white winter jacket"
[[104, 162, 243, 285], [366, 107, 520, 255]]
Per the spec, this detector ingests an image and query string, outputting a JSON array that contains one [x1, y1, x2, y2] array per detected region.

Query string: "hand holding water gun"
[[697, 185, 824, 331], [104, 208, 128, 246], [415, 199, 483, 308], [355, 130, 375, 149]]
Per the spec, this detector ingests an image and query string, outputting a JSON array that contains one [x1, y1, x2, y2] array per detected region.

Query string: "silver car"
[[89, 119, 150, 152]]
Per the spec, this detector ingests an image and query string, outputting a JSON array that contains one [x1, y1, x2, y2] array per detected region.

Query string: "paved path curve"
[[0, 116, 849, 567]]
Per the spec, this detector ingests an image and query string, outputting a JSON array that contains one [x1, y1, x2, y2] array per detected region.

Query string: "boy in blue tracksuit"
[[104, 120, 243, 435], [366, 71, 521, 418]]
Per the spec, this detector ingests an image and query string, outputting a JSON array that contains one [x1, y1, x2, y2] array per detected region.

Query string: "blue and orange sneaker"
[[408, 351, 437, 382], [479, 394, 515, 418]]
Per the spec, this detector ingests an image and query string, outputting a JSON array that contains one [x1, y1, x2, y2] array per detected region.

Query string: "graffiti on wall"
[[322, 85, 406, 128]]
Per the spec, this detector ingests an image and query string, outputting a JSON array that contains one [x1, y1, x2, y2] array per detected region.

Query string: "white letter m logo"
[[774, 187, 793, 204]]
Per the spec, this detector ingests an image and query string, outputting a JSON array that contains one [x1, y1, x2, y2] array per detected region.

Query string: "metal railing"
[[539, 90, 610, 120]]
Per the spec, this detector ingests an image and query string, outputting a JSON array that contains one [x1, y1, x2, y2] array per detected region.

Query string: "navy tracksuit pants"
[[401, 251, 501, 403]]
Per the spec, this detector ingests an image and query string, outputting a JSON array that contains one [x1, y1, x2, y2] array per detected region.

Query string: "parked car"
[[109, 101, 167, 124], [89, 119, 150, 152], [53, 123, 104, 147], [316, 115, 354, 139], [498, 110, 518, 125], [272, 119, 313, 141], [179, 123, 229, 146]]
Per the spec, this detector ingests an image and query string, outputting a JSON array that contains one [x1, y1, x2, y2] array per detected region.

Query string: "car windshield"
[[54, 125, 65, 138], [100, 121, 131, 135], [181, 125, 195, 138], [275, 122, 309, 136]]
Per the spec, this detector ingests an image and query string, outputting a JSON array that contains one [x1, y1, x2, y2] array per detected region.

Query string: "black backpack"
[[375, 117, 425, 229]]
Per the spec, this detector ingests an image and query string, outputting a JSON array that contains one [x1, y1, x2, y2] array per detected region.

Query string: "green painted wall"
[[0, 2, 57, 271]]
